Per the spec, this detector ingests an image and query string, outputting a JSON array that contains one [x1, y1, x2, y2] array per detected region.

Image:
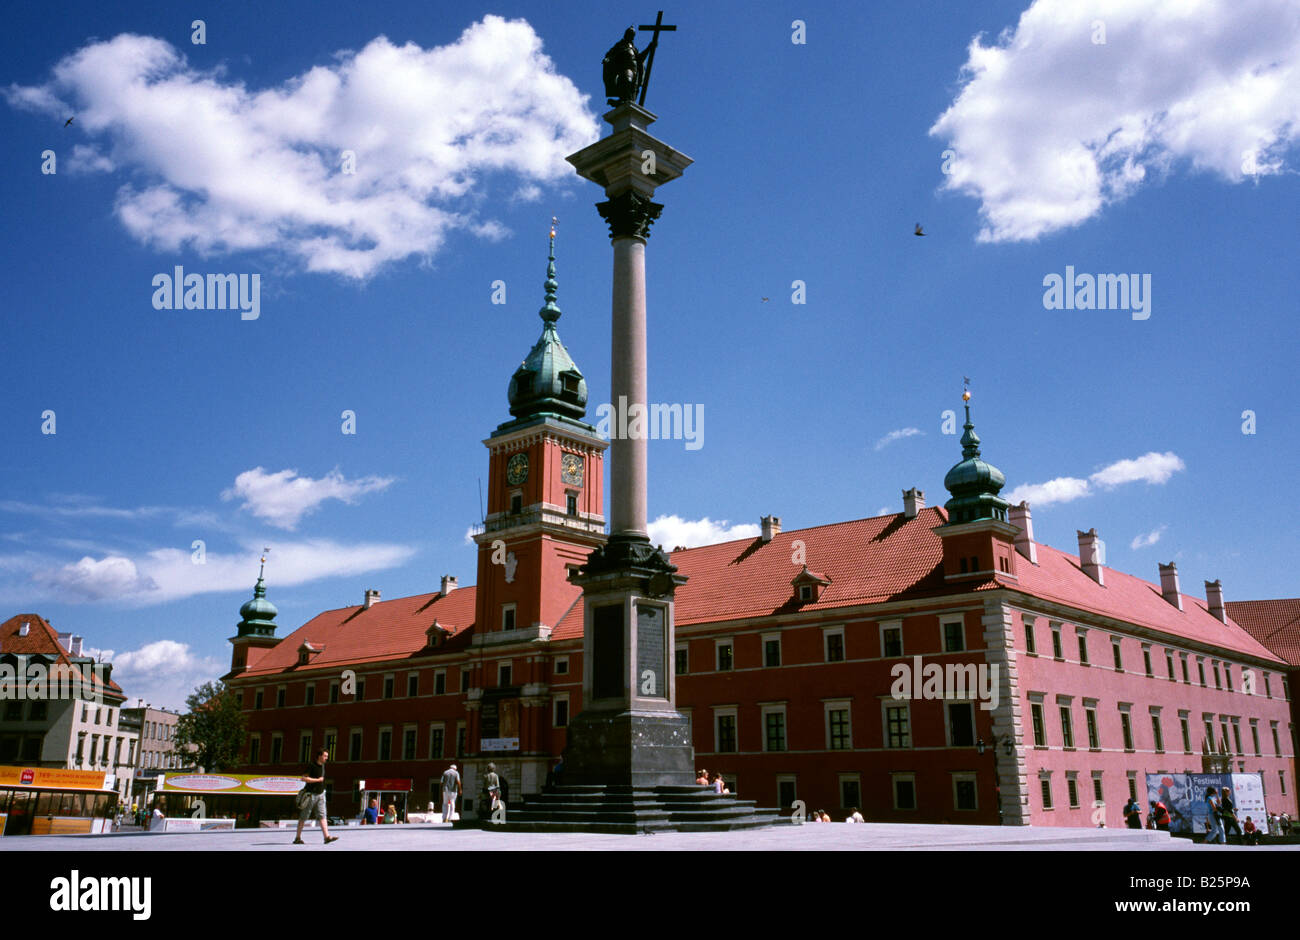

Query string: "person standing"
[[362, 797, 379, 825], [293, 747, 338, 845], [150, 801, 165, 831], [1149, 800, 1171, 832], [384, 803, 398, 824], [484, 763, 501, 811], [1219, 787, 1242, 838], [1122, 796, 1142, 829], [441, 763, 461, 822], [1203, 787, 1226, 845]]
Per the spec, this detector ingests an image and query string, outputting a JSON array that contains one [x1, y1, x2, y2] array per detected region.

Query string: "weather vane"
[[962, 376, 972, 401], [550, 215, 557, 239]]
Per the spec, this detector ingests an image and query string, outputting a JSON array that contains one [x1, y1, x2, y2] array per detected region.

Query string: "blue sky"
[[2, 0, 1297, 708]]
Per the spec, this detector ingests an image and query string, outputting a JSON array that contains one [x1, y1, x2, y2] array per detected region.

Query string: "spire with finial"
[[237, 551, 278, 637], [943, 382, 1009, 524], [506, 215, 588, 421]]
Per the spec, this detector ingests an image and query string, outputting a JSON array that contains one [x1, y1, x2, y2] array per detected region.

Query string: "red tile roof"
[[1226, 599, 1300, 666], [237, 510, 1284, 671], [0, 613, 125, 697], [239, 587, 478, 678]]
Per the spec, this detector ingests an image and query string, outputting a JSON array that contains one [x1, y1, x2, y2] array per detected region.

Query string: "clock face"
[[506, 452, 529, 486], [561, 453, 584, 486]]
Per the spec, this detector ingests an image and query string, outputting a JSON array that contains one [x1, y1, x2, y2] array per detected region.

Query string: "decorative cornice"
[[595, 190, 663, 241]]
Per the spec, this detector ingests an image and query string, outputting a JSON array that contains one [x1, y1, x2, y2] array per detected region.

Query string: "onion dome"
[[507, 220, 588, 420], [236, 555, 278, 638], [942, 391, 1010, 525]]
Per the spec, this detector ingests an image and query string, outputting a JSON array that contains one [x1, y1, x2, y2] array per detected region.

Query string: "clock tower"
[[473, 225, 608, 642]]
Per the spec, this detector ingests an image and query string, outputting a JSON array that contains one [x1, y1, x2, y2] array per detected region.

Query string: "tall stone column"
[[562, 102, 695, 787]]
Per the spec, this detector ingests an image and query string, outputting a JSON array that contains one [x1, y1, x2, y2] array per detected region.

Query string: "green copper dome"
[[943, 399, 1010, 525], [507, 229, 588, 420], [236, 561, 278, 638]]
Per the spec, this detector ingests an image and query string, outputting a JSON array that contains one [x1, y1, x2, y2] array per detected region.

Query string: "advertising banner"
[[0, 766, 111, 791], [1230, 773, 1268, 831], [1189, 773, 1232, 834], [159, 773, 304, 795], [1144, 773, 1192, 833]]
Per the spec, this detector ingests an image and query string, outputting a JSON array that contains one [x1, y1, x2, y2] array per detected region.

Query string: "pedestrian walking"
[[293, 747, 338, 845], [485, 763, 501, 811], [150, 801, 165, 831], [1219, 787, 1242, 837], [441, 763, 461, 822], [1203, 787, 1226, 845]]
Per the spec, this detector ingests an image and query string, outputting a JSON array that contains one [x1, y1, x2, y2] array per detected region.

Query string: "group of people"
[[694, 769, 730, 794], [1122, 787, 1291, 845], [358, 798, 401, 825]]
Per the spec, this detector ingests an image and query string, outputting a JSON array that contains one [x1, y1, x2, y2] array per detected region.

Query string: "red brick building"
[[225, 252, 1296, 827]]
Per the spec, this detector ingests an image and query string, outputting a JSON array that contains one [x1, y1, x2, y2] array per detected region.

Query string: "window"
[[1264, 673, 1273, 698], [1111, 641, 1123, 671], [1040, 776, 1053, 810], [1197, 659, 1206, 686], [82, 704, 88, 723], [1051, 625, 1063, 660], [249, 736, 261, 764], [1031, 702, 1046, 747], [1092, 775, 1104, 804], [323, 730, 337, 758], [1225, 666, 1233, 693], [777, 777, 798, 811], [824, 628, 845, 662], [893, 774, 916, 810], [510, 494, 522, 515], [881, 622, 903, 657], [553, 694, 569, 728], [1076, 633, 1088, 665], [885, 703, 911, 748], [1213, 662, 1222, 689], [675, 646, 688, 676], [429, 726, 444, 759], [403, 727, 418, 760], [502, 605, 516, 631], [947, 703, 975, 747], [498, 663, 513, 687], [566, 493, 578, 516], [1251, 721, 1260, 756], [763, 635, 781, 668], [716, 641, 733, 672], [270, 735, 283, 763], [1142, 647, 1153, 677], [460, 668, 471, 692], [1127, 774, 1138, 802], [798, 584, 813, 601], [1181, 655, 1189, 683], [1120, 710, 1134, 751], [1181, 714, 1192, 753], [827, 705, 852, 750], [763, 708, 787, 752], [1067, 775, 1080, 809], [1280, 771, 1288, 796], [456, 724, 467, 757], [554, 657, 569, 676], [1085, 706, 1099, 749], [942, 621, 965, 653], [1059, 705, 1074, 749], [305, 684, 316, 706], [1151, 712, 1164, 753], [276, 687, 286, 708], [329, 682, 339, 704], [1023, 617, 1036, 655], [254, 690, 264, 710], [1231, 721, 1242, 754], [953, 775, 978, 811], [356, 678, 366, 701], [408, 674, 420, 697], [434, 671, 446, 695], [297, 732, 311, 763], [383, 675, 395, 699], [1271, 722, 1280, 756], [715, 711, 737, 753], [1165, 650, 1175, 680], [840, 775, 862, 811], [349, 730, 362, 762], [378, 728, 392, 761]]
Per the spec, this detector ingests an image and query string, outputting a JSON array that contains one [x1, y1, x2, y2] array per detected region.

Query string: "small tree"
[[174, 681, 246, 772]]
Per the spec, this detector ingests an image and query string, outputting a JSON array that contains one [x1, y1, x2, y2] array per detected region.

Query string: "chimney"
[[902, 488, 925, 519], [363, 589, 381, 609], [1158, 562, 1182, 610], [1205, 579, 1226, 622], [1008, 501, 1037, 563], [440, 575, 458, 596], [1076, 529, 1105, 585], [760, 516, 781, 542], [70, 635, 83, 656]]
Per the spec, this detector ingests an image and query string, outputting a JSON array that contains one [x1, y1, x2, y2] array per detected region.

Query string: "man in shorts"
[[294, 747, 339, 845], [441, 763, 461, 822]]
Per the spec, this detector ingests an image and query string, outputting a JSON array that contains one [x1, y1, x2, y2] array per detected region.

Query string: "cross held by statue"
[[637, 11, 677, 107]]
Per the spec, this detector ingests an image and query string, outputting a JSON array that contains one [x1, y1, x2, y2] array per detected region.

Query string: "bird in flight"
[[914, 223, 926, 236], [761, 297, 770, 302], [64, 116, 74, 127]]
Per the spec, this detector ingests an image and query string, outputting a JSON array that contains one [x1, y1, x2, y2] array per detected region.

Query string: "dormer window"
[[425, 620, 450, 649], [561, 372, 580, 397], [297, 642, 323, 666], [799, 584, 813, 601], [791, 565, 831, 603]]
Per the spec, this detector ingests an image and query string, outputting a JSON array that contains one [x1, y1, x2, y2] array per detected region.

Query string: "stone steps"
[[478, 784, 781, 834]]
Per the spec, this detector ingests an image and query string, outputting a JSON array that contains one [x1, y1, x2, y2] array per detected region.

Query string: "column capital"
[[596, 191, 664, 241]]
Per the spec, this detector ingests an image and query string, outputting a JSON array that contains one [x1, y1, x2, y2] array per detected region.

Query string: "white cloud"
[[222, 467, 394, 530], [648, 515, 760, 550], [1006, 451, 1185, 508], [22, 538, 417, 606], [89, 640, 225, 712], [1130, 526, 1166, 550], [5, 18, 599, 278], [32, 555, 158, 601], [930, 0, 1300, 242], [874, 427, 923, 451]]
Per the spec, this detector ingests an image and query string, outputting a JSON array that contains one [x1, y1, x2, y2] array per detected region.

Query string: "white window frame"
[[433, 669, 447, 695], [891, 772, 917, 811], [713, 706, 738, 754], [501, 603, 517, 631], [761, 632, 782, 668], [554, 656, 570, 676], [715, 639, 733, 672], [824, 699, 852, 750], [943, 699, 977, 748], [882, 699, 912, 749], [760, 703, 787, 753], [402, 723, 418, 760], [878, 619, 904, 658], [838, 773, 862, 811], [553, 692, 570, 729], [428, 722, 446, 759], [498, 661, 513, 687], [940, 617, 965, 653], [775, 774, 798, 811], [952, 772, 979, 811], [823, 626, 846, 663]]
